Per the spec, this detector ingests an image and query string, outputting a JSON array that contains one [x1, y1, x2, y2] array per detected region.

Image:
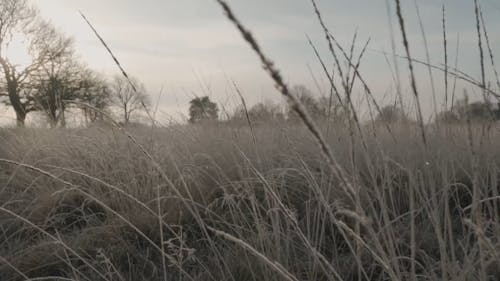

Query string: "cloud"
[[23, 0, 500, 121]]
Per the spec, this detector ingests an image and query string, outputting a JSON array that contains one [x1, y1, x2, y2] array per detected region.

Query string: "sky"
[[2, 0, 500, 124]]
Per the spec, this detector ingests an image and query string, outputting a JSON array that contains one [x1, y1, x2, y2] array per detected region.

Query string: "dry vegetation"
[[0, 122, 499, 281], [1, 0, 499, 280]]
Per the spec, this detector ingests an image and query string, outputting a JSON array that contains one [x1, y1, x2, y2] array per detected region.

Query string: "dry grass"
[[0, 122, 498, 281], [1, 1, 500, 280]]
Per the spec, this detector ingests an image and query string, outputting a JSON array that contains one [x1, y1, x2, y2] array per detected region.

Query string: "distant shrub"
[[231, 101, 285, 124], [188, 96, 219, 123], [438, 98, 500, 123], [376, 105, 408, 123], [287, 85, 345, 123]]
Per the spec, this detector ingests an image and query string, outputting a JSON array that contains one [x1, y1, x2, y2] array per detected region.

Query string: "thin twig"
[[394, 0, 427, 146], [207, 226, 300, 281], [474, 0, 486, 100], [450, 35, 460, 111], [368, 48, 500, 100], [479, 6, 500, 94], [310, 0, 347, 89], [214, 0, 356, 197], [442, 4, 449, 110], [306, 35, 344, 108], [385, 0, 404, 112], [79, 11, 156, 125], [233, 80, 257, 145], [414, 0, 438, 120]]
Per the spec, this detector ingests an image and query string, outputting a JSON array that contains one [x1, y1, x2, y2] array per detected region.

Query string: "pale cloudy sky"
[[4, 0, 499, 123]]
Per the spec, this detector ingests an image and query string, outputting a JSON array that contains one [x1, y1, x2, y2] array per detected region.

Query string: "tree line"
[[188, 85, 346, 124], [0, 0, 149, 127], [189, 85, 500, 125], [4, 1, 497, 128]]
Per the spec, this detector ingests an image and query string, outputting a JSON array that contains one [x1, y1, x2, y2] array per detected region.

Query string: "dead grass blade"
[[214, 0, 356, 197], [394, 0, 427, 146]]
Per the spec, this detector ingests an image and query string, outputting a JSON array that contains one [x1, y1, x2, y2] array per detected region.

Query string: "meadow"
[[0, 122, 498, 281], [1, 0, 499, 280]]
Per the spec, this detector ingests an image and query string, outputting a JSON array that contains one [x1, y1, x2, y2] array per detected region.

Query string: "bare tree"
[[287, 85, 323, 122], [0, 0, 36, 126], [0, 0, 71, 126], [28, 29, 111, 128], [31, 33, 80, 127], [77, 69, 111, 125], [109, 75, 149, 125]]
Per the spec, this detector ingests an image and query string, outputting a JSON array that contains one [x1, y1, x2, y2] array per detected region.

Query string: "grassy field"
[[0, 122, 498, 281], [1, 0, 500, 280]]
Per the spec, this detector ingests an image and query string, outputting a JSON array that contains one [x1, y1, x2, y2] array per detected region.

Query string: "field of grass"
[[0, 122, 498, 281], [1, 0, 500, 280]]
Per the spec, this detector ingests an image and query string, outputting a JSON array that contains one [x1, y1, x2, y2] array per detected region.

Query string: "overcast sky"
[[3, 0, 499, 124]]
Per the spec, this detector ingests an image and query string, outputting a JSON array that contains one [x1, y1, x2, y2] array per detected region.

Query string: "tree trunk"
[[60, 105, 66, 128], [49, 117, 57, 128], [8, 81, 27, 128], [15, 111, 26, 127], [1, 61, 27, 127]]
